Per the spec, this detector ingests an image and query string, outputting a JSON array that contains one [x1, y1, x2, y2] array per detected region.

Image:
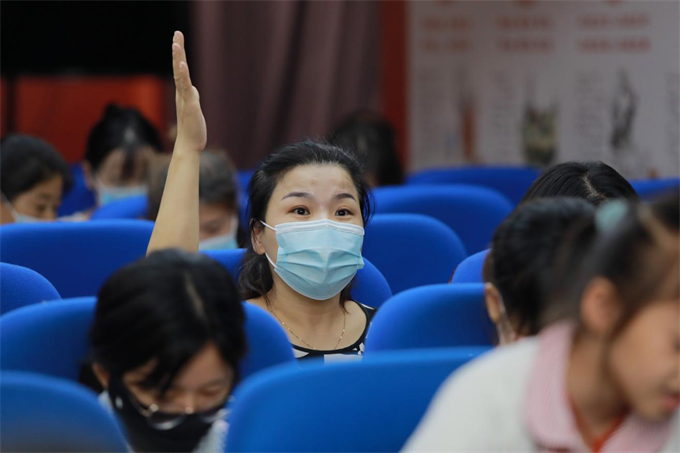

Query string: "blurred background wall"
[[1, 0, 678, 177]]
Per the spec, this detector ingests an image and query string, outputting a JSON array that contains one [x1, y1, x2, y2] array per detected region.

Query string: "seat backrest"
[[0, 297, 96, 380], [363, 214, 467, 293], [364, 284, 495, 354], [90, 195, 149, 220], [225, 347, 488, 452], [204, 249, 393, 308], [238, 169, 256, 192], [630, 177, 680, 200], [0, 262, 61, 315], [450, 249, 489, 284], [407, 166, 540, 205], [372, 185, 513, 255], [57, 163, 97, 217], [1, 371, 128, 452], [0, 220, 154, 298], [0, 297, 295, 383]]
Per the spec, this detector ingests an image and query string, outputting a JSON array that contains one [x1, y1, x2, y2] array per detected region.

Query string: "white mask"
[[2, 194, 47, 224], [95, 179, 148, 206], [198, 217, 239, 251]]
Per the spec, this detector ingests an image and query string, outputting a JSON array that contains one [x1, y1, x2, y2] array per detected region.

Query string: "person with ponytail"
[[406, 192, 679, 452]]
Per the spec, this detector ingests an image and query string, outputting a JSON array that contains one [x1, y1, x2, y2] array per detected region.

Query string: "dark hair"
[[330, 111, 404, 186], [85, 104, 164, 179], [239, 140, 373, 304], [549, 191, 679, 334], [90, 249, 247, 392], [521, 161, 638, 206], [483, 198, 596, 336], [1, 134, 73, 201], [147, 150, 239, 219]]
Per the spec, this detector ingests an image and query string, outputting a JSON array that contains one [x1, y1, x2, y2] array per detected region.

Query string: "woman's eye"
[[34, 205, 48, 213], [292, 208, 309, 216], [336, 209, 351, 217]]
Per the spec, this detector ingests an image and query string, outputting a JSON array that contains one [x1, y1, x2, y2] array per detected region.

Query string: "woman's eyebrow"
[[335, 193, 357, 201], [282, 192, 314, 201]]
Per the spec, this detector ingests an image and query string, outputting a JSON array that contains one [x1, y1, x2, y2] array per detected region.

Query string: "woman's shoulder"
[[351, 301, 377, 320], [403, 339, 538, 451]]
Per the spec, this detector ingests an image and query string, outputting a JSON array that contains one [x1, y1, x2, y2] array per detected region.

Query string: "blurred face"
[[122, 343, 234, 414], [198, 203, 237, 242], [607, 299, 680, 420], [254, 164, 362, 263], [4, 175, 63, 221], [96, 146, 156, 188]]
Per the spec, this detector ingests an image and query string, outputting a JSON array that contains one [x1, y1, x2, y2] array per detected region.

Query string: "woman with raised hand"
[[148, 31, 375, 361]]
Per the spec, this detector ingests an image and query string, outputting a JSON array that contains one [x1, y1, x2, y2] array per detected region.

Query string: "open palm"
[[172, 31, 207, 153]]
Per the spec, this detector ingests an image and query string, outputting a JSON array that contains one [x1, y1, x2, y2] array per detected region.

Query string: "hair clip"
[[595, 200, 629, 232]]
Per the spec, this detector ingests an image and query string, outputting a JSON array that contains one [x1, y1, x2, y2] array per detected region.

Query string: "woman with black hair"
[[90, 249, 247, 452], [480, 197, 596, 344], [521, 161, 638, 206], [83, 103, 165, 208], [148, 31, 375, 361], [0, 134, 73, 224]]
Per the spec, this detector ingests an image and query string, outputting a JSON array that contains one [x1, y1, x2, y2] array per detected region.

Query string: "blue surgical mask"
[[199, 217, 240, 251], [261, 219, 365, 301], [96, 180, 148, 206], [2, 194, 47, 224]]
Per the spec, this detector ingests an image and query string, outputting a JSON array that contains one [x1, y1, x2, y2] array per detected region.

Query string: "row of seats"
[[1, 213, 472, 306], [1, 346, 488, 452], [88, 184, 511, 255], [0, 283, 493, 379], [61, 163, 680, 219]]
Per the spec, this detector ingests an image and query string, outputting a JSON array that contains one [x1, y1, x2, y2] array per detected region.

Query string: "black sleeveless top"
[[292, 302, 377, 362]]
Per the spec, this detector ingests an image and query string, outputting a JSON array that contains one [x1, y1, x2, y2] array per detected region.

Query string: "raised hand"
[[172, 30, 207, 154]]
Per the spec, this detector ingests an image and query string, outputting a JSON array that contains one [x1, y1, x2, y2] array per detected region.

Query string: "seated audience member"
[[148, 31, 375, 361], [1, 134, 72, 224], [405, 193, 679, 452], [147, 149, 245, 250], [521, 161, 638, 206], [83, 103, 165, 208], [90, 249, 246, 453], [330, 110, 404, 187], [482, 197, 595, 344]]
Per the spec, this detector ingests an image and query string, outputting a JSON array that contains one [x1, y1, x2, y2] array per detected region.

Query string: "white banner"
[[408, 0, 680, 178]]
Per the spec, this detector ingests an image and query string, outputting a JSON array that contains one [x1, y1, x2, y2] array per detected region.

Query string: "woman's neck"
[[266, 276, 343, 335], [567, 330, 628, 441]]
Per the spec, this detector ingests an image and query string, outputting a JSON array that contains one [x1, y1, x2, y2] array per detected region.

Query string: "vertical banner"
[[406, 0, 679, 178]]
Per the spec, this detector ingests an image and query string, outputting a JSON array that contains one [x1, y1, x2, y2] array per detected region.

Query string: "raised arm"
[[147, 31, 206, 254]]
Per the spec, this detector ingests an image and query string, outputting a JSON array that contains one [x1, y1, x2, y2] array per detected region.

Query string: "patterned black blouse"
[[292, 302, 377, 362]]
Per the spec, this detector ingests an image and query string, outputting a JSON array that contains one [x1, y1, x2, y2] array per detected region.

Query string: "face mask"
[[107, 375, 224, 453], [261, 219, 365, 301], [96, 180, 148, 206], [198, 217, 239, 251], [2, 194, 46, 224]]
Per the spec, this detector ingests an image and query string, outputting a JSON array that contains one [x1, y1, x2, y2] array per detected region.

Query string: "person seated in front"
[[90, 249, 247, 452]]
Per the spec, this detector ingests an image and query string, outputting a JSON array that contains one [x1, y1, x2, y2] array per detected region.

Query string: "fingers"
[[171, 31, 194, 94]]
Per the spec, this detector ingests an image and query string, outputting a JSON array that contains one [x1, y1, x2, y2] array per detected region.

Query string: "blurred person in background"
[[521, 161, 638, 206], [330, 110, 404, 187], [147, 149, 246, 250], [83, 104, 165, 209], [1, 134, 73, 224]]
